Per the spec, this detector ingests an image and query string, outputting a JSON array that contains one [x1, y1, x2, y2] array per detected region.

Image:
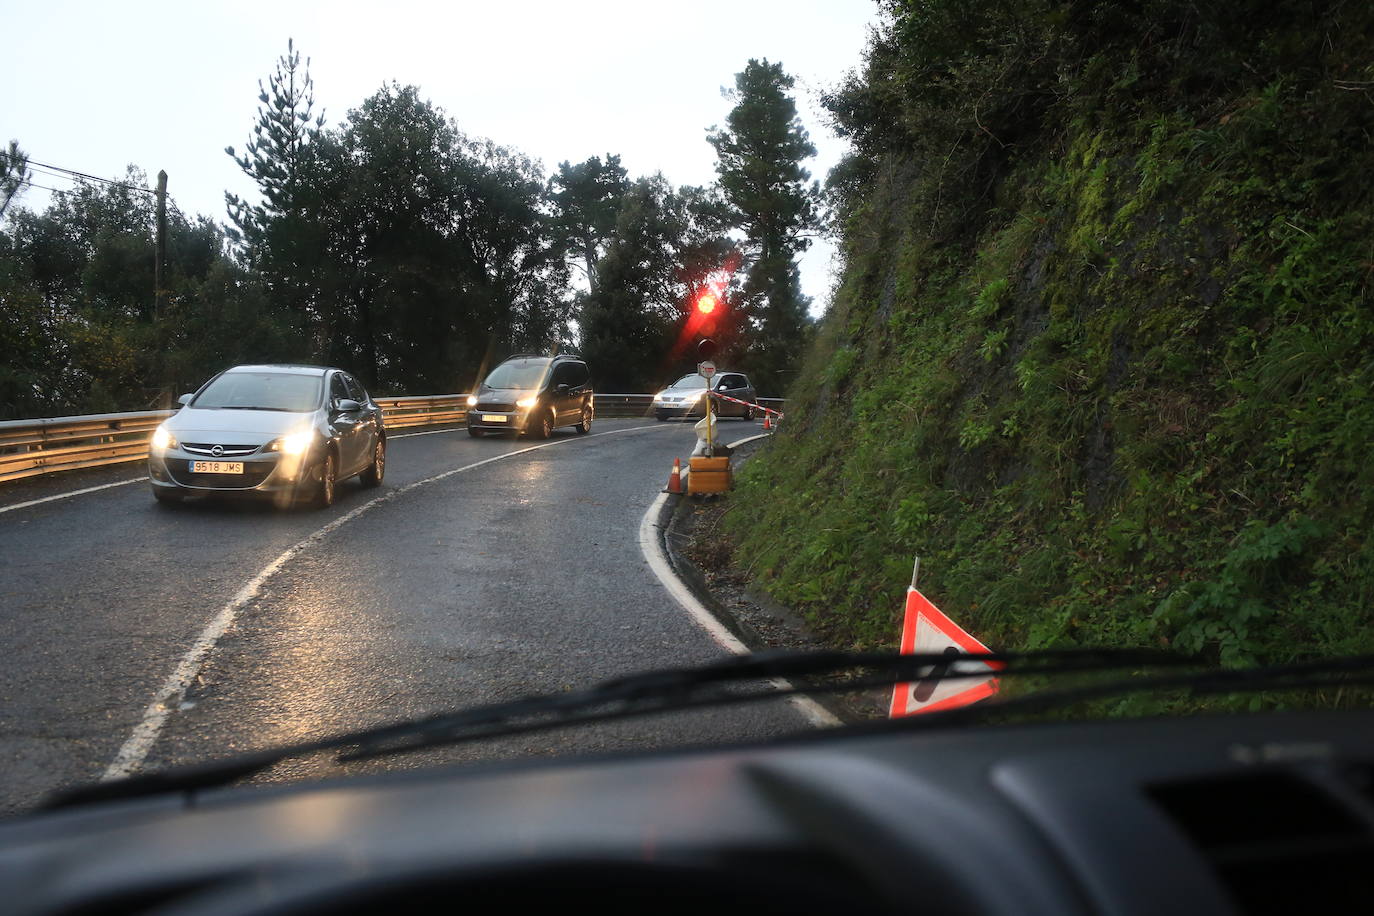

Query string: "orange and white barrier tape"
[[708, 391, 783, 419]]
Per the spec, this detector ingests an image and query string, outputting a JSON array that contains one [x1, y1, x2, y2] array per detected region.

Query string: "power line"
[[0, 150, 158, 196], [26, 163, 81, 181], [3, 155, 181, 212], [23, 164, 101, 189], [26, 163, 167, 201], [16, 178, 75, 196]]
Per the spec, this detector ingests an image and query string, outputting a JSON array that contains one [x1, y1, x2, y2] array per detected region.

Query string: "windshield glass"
[[484, 359, 550, 391], [4, 0, 1371, 823], [192, 372, 322, 411]]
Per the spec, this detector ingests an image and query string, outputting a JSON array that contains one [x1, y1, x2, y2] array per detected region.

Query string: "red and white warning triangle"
[[889, 581, 1003, 717]]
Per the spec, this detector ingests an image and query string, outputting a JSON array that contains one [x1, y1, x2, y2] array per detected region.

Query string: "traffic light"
[[674, 274, 734, 362], [686, 288, 723, 338]]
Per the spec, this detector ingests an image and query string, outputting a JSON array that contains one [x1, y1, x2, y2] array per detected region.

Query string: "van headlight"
[[267, 430, 314, 456], [151, 426, 177, 450], [516, 395, 538, 408], [466, 395, 478, 407]]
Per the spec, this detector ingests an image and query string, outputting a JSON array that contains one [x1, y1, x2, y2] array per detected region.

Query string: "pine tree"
[[0, 140, 31, 220], [224, 38, 325, 248], [707, 59, 820, 395], [224, 39, 327, 349]]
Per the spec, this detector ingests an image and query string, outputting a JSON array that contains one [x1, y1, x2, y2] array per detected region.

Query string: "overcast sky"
[[5, 0, 881, 314]]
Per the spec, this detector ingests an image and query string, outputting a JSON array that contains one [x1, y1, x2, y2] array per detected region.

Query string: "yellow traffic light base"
[[686, 360, 731, 494], [687, 456, 732, 494]]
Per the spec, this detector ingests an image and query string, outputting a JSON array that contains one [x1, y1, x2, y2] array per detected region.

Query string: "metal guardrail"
[[0, 410, 174, 484], [372, 394, 469, 430], [594, 394, 787, 418], [0, 397, 472, 485], [594, 394, 654, 417], [0, 393, 788, 485]]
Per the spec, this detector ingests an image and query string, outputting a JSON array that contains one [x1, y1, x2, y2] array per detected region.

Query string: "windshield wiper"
[[41, 648, 1177, 810], [43, 648, 1374, 811]]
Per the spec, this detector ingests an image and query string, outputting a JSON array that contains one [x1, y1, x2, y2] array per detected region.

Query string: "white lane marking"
[[639, 491, 751, 654], [635, 475, 841, 729], [104, 423, 667, 780], [727, 432, 771, 449], [0, 477, 143, 516]]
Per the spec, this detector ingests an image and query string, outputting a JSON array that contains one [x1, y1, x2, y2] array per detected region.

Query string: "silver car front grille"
[[182, 443, 260, 457]]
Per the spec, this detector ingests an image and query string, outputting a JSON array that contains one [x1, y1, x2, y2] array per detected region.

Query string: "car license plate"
[[191, 461, 244, 474], [482, 415, 508, 423]]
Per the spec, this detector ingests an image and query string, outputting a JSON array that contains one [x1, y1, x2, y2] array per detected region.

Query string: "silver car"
[[652, 371, 757, 421], [147, 365, 386, 508]]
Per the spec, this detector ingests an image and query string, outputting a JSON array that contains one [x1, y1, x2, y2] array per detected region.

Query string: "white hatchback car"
[[147, 364, 386, 508]]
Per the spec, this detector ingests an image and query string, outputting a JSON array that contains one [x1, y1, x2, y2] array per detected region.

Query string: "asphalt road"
[[0, 417, 801, 817]]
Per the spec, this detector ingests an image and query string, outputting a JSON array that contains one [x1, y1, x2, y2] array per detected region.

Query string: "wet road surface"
[[0, 417, 799, 816]]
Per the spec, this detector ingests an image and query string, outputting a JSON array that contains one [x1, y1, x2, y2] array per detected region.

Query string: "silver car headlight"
[[151, 425, 177, 451], [266, 430, 314, 456]]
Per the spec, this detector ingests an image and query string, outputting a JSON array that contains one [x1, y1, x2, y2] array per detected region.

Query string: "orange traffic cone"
[[667, 458, 683, 493], [762, 413, 772, 431]]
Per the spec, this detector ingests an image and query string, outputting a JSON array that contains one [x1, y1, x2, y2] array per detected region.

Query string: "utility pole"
[[154, 170, 167, 320]]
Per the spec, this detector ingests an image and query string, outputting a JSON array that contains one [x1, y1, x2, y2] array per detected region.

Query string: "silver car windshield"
[[484, 359, 550, 390], [669, 374, 704, 389], [192, 372, 323, 412]]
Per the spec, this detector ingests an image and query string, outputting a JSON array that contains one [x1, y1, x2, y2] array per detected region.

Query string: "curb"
[[644, 436, 849, 728]]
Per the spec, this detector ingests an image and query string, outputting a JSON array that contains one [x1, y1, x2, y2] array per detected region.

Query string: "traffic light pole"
[[697, 338, 718, 459], [705, 388, 714, 457], [685, 337, 733, 495]]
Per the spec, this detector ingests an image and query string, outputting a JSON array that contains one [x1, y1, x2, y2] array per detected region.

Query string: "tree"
[[0, 169, 294, 417], [466, 139, 572, 361], [707, 59, 820, 395], [224, 38, 325, 245], [0, 140, 30, 220], [578, 178, 738, 390], [578, 176, 679, 390], [224, 39, 327, 345], [0, 234, 66, 417], [669, 183, 744, 360], [549, 154, 629, 297], [302, 85, 464, 386], [289, 84, 563, 392]]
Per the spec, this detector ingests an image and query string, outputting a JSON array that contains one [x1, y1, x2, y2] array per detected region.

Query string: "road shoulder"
[[659, 438, 889, 722]]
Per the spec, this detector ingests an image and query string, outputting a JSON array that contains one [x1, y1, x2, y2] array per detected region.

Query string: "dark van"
[[466, 354, 594, 439]]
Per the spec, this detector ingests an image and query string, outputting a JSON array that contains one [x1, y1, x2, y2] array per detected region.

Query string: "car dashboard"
[[2, 709, 1371, 914]]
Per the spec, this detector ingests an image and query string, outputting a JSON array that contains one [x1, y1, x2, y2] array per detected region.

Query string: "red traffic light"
[[695, 292, 718, 315]]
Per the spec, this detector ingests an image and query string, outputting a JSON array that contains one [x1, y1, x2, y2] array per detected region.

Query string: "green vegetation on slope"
[[726, 0, 1374, 695]]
